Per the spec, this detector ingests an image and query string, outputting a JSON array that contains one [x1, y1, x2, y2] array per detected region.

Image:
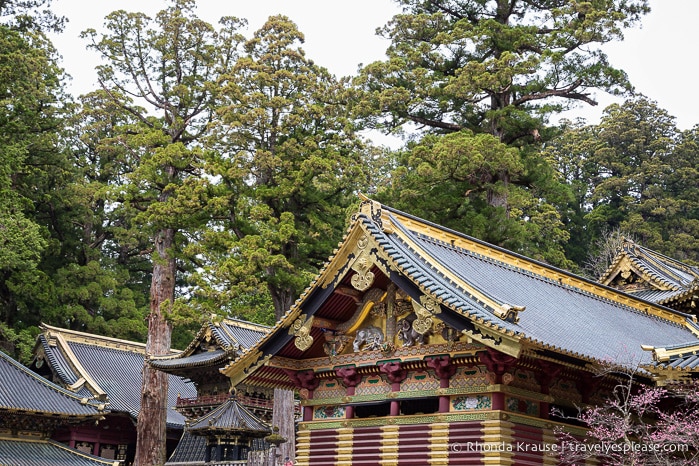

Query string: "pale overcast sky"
[[48, 0, 698, 130]]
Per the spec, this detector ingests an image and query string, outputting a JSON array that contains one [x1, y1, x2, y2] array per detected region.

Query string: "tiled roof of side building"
[[36, 335, 80, 386], [600, 238, 699, 298], [0, 438, 120, 466], [165, 431, 207, 466], [150, 318, 270, 371], [150, 348, 229, 370], [67, 342, 195, 426], [625, 242, 699, 288], [188, 395, 270, 434], [642, 340, 699, 372], [629, 289, 688, 304], [0, 349, 103, 416], [33, 325, 196, 427], [216, 319, 270, 349]]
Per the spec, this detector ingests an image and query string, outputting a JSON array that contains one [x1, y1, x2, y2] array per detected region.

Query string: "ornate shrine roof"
[[599, 237, 699, 307], [150, 318, 269, 374], [0, 438, 120, 466], [0, 349, 103, 417], [188, 394, 270, 436], [31, 324, 196, 428], [220, 198, 699, 385]]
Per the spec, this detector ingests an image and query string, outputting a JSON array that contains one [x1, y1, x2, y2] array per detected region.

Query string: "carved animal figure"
[[353, 326, 384, 352], [397, 313, 427, 347]]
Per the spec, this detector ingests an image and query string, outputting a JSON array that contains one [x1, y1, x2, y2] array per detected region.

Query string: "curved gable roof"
[[599, 238, 699, 306], [220, 199, 699, 384], [0, 349, 102, 417], [33, 325, 195, 427], [149, 318, 269, 372], [0, 438, 119, 466]]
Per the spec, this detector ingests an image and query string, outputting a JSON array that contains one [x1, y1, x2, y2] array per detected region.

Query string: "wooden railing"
[[176, 393, 274, 411]]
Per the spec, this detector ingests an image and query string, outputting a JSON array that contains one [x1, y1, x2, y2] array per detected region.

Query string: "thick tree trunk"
[[272, 387, 296, 464], [269, 284, 294, 321], [134, 227, 175, 466], [487, 171, 510, 213]]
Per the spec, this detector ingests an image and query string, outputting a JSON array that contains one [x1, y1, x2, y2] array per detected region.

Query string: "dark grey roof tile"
[[188, 396, 270, 435], [67, 343, 194, 427], [165, 431, 207, 465], [0, 438, 118, 466], [364, 208, 699, 367], [0, 350, 101, 416]]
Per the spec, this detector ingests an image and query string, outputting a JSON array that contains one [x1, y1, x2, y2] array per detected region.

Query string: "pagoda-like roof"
[[188, 395, 270, 437], [599, 237, 699, 307], [150, 318, 269, 373], [32, 324, 196, 428], [0, 349, 104, 418], [0, 438, 120, 466], [221, 198, 699, 386]]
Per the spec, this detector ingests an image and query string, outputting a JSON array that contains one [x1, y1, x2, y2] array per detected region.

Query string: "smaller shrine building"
[[0, 348, 118, 466]]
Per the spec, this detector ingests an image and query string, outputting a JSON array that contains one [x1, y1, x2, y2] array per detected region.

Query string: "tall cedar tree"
[[82, 1, 242, 464], [547, 97, 699, 268], [194, 19, 373, 458], [194, 15, 372, 320], [356, 0, 648, 266], [0, 25, 52, 348], [0, 1, 147, 359]]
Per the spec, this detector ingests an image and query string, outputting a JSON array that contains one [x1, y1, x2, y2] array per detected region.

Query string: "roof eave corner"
[[357, 196, 395, 235]]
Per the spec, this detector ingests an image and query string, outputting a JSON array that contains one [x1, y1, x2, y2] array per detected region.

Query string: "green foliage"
[[0, 0, 66, 32], [547, 97, 699, 269], [376, 130, 573, 267], [80, 0, 244, 334], [0, 322, 38, 363], [354, 0, 648, 267], [189, 15, 373, 318], [355, 0, 648, 140], [0, 25, 57, 330], [80, 2, 243, 462]]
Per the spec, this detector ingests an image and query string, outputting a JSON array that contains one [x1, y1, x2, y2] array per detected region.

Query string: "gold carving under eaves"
[[419, 295, 440, 314], [412, 316, 433, 336], [411, 293, 440, 336], [350, 239, 375, 291], [289, 314, 315, 352], [336, 287, 386, 335]]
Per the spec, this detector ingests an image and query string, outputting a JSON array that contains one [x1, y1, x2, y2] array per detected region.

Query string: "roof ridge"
[[636, 248, 699, 286], [50, 332, 108, 400], [222, 317, 271, 330], [40, 323, 149, 353]]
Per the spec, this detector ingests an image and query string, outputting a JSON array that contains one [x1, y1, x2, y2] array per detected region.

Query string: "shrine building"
[[30, 323, 197, 462], [0, 347, 117, 466], [219, 198, 699, 465]]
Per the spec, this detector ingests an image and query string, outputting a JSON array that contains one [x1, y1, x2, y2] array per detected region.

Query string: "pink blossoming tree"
[[554, 366, 699, 465]]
